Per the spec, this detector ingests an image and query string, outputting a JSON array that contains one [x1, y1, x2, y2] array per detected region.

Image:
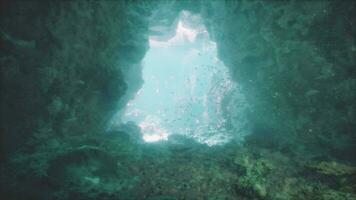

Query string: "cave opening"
[[2, 1, 356, 199], [118, 11, 240, 146]]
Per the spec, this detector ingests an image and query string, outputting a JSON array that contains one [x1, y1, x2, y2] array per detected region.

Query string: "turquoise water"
[[120, 11, 242, 145]]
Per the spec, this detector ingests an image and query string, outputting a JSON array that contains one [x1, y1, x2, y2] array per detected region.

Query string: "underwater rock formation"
[[0, 0, 355, 199], [201, 0, 356, 160], [0, 0, 148, 158]]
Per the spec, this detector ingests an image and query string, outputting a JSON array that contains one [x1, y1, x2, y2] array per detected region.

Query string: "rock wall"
[[200, 0, 356, 160], [0, 0, 150, 159]]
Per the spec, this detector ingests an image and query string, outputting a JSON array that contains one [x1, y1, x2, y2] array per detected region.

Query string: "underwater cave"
[[115, 10, 247, 145], [1, 1, 356, 200]]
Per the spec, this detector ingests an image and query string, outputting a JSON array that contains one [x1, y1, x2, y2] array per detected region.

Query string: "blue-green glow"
[[122, 11, 236, 145]]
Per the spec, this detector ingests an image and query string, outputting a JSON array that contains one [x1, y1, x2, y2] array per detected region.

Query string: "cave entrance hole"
[[121, 11, 237, 146]]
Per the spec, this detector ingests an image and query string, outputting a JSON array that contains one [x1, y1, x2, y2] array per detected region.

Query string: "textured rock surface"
[[0, 0, 355, 199], [201, 0, 356, 160], [0, 1, 149, 158]]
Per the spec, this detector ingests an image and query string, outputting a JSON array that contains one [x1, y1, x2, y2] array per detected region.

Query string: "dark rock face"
[[201, 0, 356, 160], [0, 1, 355, 200], [0, 1, 149, 159]]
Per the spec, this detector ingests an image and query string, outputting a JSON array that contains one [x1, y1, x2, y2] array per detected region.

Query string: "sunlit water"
[[121, 11, 237, 145]]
